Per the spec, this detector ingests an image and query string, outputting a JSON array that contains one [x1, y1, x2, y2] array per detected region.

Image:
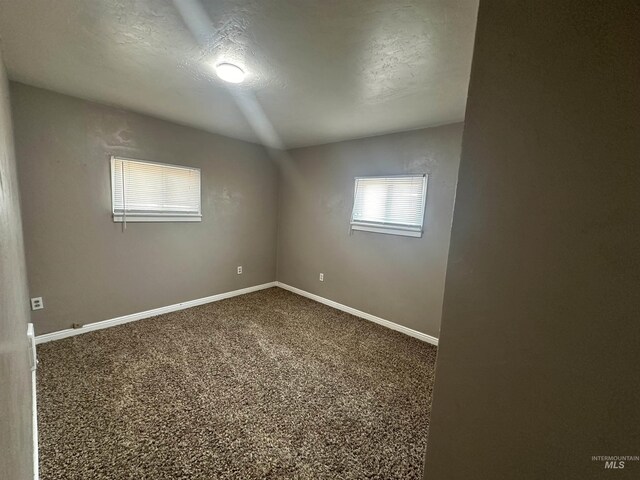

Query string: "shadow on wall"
[[0, 47, 34, 480], [425, 1, 640, 479]]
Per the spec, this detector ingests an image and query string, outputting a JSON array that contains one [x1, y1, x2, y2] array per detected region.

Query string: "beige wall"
[[277, 124, 463, 338], [424, 1, 640, 479], [0, 50, 33, 479], [11, 83, 279, 335]]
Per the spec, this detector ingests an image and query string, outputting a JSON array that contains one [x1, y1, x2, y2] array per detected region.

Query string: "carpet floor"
[[37, 287, 437, 479]]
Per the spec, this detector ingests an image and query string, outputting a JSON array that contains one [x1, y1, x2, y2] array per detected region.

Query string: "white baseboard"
[[31, 368, 38, 480], [275, 282, 439, 346], [28, 323, 39, 480], [34, 281, 438, 347], [35, 282, 277, 344]]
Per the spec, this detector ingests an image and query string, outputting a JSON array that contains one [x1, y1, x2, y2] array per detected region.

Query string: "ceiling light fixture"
[[215, 63, 245, 84]]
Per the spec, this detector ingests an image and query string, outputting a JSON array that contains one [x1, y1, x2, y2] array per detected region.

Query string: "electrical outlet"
[[30, 297, 44, 310], [319, 273, 324, 282], [237, 266, 243, 275]]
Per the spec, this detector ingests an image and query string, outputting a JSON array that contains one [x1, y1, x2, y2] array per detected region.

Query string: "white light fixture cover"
[[215, 63, 245, 83]]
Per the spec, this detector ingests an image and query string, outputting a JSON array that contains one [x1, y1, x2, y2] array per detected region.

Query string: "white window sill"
[[113, 216, 201, 223], [351, 224, 423, 238]]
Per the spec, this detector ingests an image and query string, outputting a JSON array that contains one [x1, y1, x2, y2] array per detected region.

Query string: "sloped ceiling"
[[0, 0, 478, 147]]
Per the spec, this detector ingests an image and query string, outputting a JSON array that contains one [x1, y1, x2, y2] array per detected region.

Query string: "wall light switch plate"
[[237, 266, 243, 275], [30, 297, 44, 310], [319, 273, 324, 282]]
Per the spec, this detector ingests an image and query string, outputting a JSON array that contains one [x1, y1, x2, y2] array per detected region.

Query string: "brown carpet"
[[37, 287, 437, 479]]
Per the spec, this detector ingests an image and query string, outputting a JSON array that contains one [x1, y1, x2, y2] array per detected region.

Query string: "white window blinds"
[[350, 175, 427, 237], [111, 156, 201, 222]]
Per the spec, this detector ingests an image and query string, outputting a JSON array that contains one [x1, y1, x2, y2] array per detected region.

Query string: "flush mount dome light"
[[215, 63, 245, 83]]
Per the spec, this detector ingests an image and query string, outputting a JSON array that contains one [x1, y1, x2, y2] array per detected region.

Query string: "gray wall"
[[0, 49, 33, 479], [424, 1, 640, 479], [277, 124, 463, 338], [11, 83, 279, 335]]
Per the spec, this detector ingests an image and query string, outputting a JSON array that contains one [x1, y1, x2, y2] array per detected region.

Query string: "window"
[[110, 156, 201, 222], [350, 174, 427, 237]]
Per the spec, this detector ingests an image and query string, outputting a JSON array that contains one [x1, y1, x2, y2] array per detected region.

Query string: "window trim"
[[350, 174, 428, 238], [111, 215, 202, 223], [110, 156, 202, 223]]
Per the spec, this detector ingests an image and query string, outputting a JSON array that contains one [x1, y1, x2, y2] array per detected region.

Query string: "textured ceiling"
[[0, 0, 478, 148]]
